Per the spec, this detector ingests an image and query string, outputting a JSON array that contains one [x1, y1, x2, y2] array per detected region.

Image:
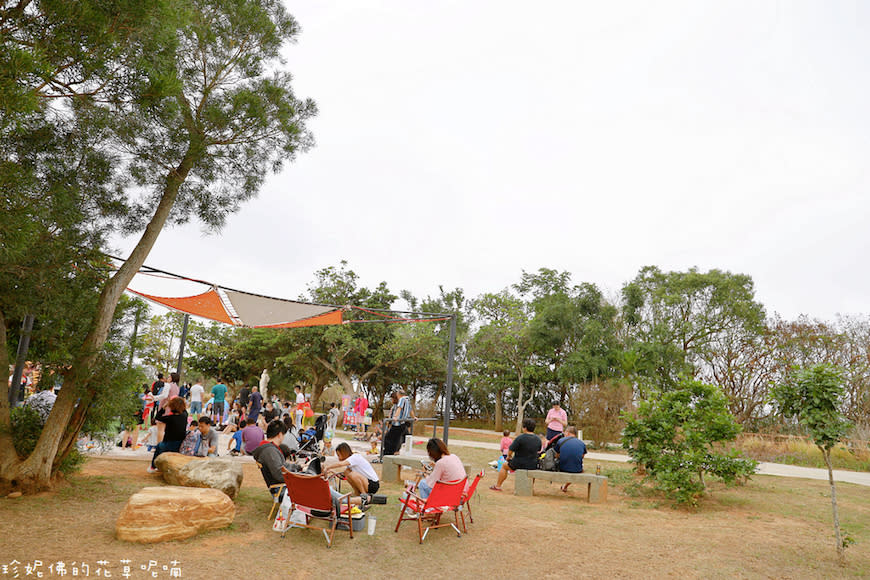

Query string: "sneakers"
[[358, 493, 371, 511], [146, 466, 159, 474]]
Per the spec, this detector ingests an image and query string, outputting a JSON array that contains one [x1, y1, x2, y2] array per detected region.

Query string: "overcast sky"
[[117, 1, 870, 321]]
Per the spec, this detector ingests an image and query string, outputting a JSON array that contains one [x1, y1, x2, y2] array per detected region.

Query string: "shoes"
[[560, 484, 570, 493], [146, 466, 159, 474], [358, 493, 371, 511], [489, 485, 502, 492]]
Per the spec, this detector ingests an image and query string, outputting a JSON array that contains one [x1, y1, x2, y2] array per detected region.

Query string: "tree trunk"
[[822, 447, 846, 566], [0, 137, 200, 494], [514, 370, 534, 434]]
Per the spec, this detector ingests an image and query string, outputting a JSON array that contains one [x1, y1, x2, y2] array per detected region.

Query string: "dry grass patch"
[[0, 453, 868, 579]]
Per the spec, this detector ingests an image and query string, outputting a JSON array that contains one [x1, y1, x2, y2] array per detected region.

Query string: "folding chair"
[[281, 468, 354, 548], [459, 470, 484, 533], [255, 460, 286, 521], [395, 478, 466, 543]]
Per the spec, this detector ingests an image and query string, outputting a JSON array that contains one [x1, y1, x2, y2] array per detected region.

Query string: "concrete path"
[[92, 428, 870, 488], [408, 434, 870, 488]]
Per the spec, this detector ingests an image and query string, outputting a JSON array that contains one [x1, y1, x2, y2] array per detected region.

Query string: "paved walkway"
[[93, 428, 870, 487]]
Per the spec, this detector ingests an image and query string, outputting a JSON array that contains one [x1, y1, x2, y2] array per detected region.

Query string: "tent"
[[125, 262, 458, 442]]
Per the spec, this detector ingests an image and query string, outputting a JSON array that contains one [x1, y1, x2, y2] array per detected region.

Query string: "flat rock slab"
[[116, 486, 235, 543], [156, 453, 244, 499]]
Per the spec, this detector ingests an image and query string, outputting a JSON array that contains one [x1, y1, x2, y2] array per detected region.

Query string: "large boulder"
[[156, 453, 244, 499], [116, 486, 234, 543]]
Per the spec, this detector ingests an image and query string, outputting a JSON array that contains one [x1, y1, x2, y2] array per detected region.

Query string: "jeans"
[[418, 480, 433, 500], [151, 439, 182, 468]]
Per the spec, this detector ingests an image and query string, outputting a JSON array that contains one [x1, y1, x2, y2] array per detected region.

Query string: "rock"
[[156, 453, 244, 499], [7, 491, 22, 499], [116, 486, 234, 543]]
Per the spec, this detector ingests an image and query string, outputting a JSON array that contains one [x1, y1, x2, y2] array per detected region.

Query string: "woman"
[[418, 438, 465, 499], [148, 396, 188, 473]]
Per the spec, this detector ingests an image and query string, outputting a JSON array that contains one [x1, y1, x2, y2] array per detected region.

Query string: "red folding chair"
[[395, 478, 466, 543], [281, 468, 353, 548], [459, 470, 484, 533]]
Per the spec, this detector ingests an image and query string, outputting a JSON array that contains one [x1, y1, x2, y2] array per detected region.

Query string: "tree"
[[622, 378, 757, 505], [772, 365, 853, 565], [0, 0, 315, 492], [622, 266, 765, 394]]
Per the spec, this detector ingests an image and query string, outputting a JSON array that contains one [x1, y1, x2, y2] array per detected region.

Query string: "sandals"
[[560, 484, 569, 493], [489, 485, 502, 492]]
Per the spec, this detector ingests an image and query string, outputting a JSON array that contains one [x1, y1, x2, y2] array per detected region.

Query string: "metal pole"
[[443, 314, 457, 445], [175, 314, 189, 380], [9, 314, 35, 406]]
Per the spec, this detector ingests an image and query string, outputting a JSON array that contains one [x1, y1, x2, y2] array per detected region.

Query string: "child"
[[144, 425, 159, 452], [500, 430, 513, 459], [228, 428, 244, 456]]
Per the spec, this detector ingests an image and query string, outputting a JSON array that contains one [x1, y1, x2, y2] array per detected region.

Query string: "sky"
[[116, 1, 870, 321]]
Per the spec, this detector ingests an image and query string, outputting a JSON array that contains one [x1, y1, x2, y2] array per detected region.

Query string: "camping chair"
[[459, 470, 484, 533], [255, 460, 286, 521], [395, 478, 466, 543], [281, 468, 353, 548]]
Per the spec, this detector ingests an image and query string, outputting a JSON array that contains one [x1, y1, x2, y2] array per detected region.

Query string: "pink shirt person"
[[545, 405, 567, 439], [500, 435, 513, 457]]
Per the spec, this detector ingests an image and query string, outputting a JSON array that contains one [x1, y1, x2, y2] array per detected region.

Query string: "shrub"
[[622, 378, 757, 505]]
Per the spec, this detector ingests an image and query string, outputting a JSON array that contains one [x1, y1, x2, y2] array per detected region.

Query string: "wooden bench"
[[380, 454, 473, 483], [514, 470, 607, 503]]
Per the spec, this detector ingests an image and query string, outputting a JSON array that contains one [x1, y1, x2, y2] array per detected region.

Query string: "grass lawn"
[[1, 448, 868, 579]]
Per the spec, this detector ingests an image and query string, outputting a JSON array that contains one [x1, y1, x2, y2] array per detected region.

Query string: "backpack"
[[539, 447, 559, 471], [179, 430, 206, 457]]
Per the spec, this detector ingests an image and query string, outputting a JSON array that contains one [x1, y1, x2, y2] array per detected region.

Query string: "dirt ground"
[[1, 449, 868, 580]]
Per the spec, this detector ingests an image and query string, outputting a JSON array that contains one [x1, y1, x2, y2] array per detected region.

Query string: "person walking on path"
[[545, 402, 568, 442], [210, 379, 228, 426], [247, 385, 263, 423], [189, 379, 204, 418]]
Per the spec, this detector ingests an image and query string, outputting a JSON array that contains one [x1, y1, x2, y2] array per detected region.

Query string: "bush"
[[622, 378, 757, 505], [10, 406, 84, 477]]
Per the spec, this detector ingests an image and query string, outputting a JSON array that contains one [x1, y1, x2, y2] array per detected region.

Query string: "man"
[[248, 385, 263, 423], [189, 379, 204, 418], [490, 418, 541, 491], [252, 420, 293, 487], [383, 388, 415, 455], [238, 383, 251, 410], [324, 442, 380, 499], [294, 385, 305, 430], [545, 402, 568, 442], [198, 416, 220, 457], [240, 417, 265, 455], [210, 379, 228, 425], [554, 425, 587, 492]]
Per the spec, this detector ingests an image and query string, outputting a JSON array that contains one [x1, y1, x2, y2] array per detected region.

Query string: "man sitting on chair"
[[324, 442, 380, 500]]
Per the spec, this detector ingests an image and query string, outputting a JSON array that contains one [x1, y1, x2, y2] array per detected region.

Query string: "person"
[[228, 428, 244, 456], [294, 385, 305, 430], [198, 416, 220, 457], [155, 372, 181, 420], [383, 389, 415, 455], [119, 385, 149, 449], [327, 402, 340, 432], [263, 401, 278, 424], [354, 395, 369, 434], [545, 402, 568, 443], [210, 379, 228, 426], [490, 418, 541, 491], [324, 442, 380, 498], [223, 407, 242, 433], [140, 384, 155, 427], [240, 417, 264, 455], [237, 384, 251, 410], [555, 426, 588, 492], [189, 379, 204, 418], [252, 420, 294, 487], [500, 430, 513, 459], [248, 385, 263, 423], [149, 373, 164, 424], [148, 396, 189, 473], [417, 438, 465, 499]]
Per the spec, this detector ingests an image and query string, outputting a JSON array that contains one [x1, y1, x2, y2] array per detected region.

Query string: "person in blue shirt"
[[555, 426, 587, 493], [228, 428, 244, 456]]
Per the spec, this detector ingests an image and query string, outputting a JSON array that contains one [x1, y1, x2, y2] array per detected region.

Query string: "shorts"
[[190, 401, 202, 414], [134, 412, 144, 426], [367, 479, 380, 495]]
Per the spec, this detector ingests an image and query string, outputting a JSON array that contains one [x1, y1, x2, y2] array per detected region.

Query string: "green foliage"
[[10, 406, 85, 476], [622, 378, 757, 505], [772, 365, 852, 451]]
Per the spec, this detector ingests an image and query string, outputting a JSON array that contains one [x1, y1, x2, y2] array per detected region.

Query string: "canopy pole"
[[442, 314, 457, 445], [176, 314, 189, 381]]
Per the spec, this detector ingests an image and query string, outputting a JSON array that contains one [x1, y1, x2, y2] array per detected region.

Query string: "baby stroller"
[[296, 414, 326, 460]]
